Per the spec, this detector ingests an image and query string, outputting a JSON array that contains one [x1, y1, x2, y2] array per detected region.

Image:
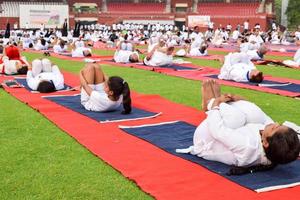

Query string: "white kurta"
[[71, 47, 91, 57], [144, 51, 173, 67], [246, 50, 263, 60], [26, 65, 64, 91], [218, 53, 256, 82], [113, 50, 135, 63], [184, 100, 273, 167]]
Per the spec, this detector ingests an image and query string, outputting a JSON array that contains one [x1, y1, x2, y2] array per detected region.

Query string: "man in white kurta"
[[184, 98, 273, 166], [282, 48, 300, 67], [26, 58, 64, 91], [218, 52, 260, 82]]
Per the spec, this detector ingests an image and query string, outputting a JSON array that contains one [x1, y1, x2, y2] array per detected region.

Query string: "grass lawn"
[[1, 51, 300, 199]]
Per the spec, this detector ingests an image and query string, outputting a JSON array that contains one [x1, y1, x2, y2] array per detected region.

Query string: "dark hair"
[[41, 39, 46, 46], [17, 66, 28, 74], [29, 43, 33, 48], [265, 127, 300, 164], [37, 81, 55, 93], [108, 76, 131, 114], [199, 45, 207, 54], [84, 51, 92, 57], [249, 72, 264, 83], [227, 163, 277, 176]]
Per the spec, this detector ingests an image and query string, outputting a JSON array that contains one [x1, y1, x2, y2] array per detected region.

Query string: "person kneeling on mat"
[[26, 58, 64, 93], [177, 80, 300, 175], [79, 63, 131, 114]]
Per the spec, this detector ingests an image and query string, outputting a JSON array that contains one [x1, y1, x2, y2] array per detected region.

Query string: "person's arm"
[[146, 44, 159, 60], [79, 70, 93, 95], [26, 70, 38, 90]]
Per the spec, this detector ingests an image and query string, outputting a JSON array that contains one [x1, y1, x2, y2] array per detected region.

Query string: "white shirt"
[[244, 21, 249, 30], [219, 53, 256, 82], [294, 48, 300, 64], [144, 51, 173, 67], [81, 83, 122, 112], [53, 45, 68, 53], [26, 69, 64, 91], [188, 100, 273, 166], [189, 48, 208, 57], [113, 50, 134, 63], [232, 30, 240, 40], [71, 47, 91, 57], [246, 50, 263, 60]]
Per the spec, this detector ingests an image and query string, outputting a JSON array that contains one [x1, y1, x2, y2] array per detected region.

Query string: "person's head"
[[261, 123, 300, 164], [41, 38, 46, 46], [194, 26, 200, 33], [166, 46, 174, 55], [29, 43, 33, 48], [16, 64, 28, 74], [258, 45, 268, 55], [249, 70, 263, 83], [105, 76, 131, 114], [37, 80, 55, 93], [129, 53, 139, 63], [83, 49, 92, 57], [199, 43, 208, 54], [59, 40, 65, 48]]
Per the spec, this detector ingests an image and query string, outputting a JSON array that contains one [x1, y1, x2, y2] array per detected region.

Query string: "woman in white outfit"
[[80, 63, 131, 114]]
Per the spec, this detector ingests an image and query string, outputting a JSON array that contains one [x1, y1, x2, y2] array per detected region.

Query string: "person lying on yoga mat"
[[113, 39, 139, 63], [282, 41, 300, 67], [0, 56, 29, 75], [1, 43, 29, 75], [79, 63, 131, 114], [218, 52, 264, 83], [181, 80, 300, 175], [143, 40, 174, 67], [175, 42, 208, 57], [245, 45, 268, 61], [26, 58, 64, 93], [53, 39, 68, 54]]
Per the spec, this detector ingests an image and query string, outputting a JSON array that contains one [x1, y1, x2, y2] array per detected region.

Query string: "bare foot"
[[201, 79, 215, 111]]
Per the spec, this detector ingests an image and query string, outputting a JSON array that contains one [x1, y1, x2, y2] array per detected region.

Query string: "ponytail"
[[121, 81, 131, 115], [227, 163, 277, 176], [107, 76, 132, 115]]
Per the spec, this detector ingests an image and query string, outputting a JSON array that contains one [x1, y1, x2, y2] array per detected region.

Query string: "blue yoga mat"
[[44, 95, 161, 123], [207, 75, 300, 93], [15, 78, 71, 92], [156, 63, 199, 71], [120, 121, 300, 192]]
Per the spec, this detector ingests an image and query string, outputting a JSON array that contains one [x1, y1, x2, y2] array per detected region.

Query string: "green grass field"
[[1, 51, 300, 199]]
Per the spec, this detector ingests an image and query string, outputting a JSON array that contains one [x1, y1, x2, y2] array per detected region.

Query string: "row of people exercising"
[[19, 60, 300, 175]]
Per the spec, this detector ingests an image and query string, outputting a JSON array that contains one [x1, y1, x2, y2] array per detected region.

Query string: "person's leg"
[[80, 63, 105, 85], [80, 63, 96, 84], [201, 79, 216, 111], [41, 58, 52, 72], [31, 59, 42, 77], [93, 64, 106, 84]]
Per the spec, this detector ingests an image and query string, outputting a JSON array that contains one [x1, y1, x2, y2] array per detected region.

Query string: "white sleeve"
[[26, 71, 38, 90], [230, 67, 248, 82], [206, 109, 257, 166], [89, 91, 109, 111], [52, 66, 64, 90]]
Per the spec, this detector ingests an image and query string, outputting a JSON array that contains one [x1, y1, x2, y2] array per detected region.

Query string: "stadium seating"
[[198, 2, 260, 17], [107, 3, 165, 13]]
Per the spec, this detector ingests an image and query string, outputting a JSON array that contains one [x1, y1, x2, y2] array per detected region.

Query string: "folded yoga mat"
[[120, 121, 300, 192], [15, 78, 72, 93], [44, 94, 161, 123], [206, 75, 300, 93]]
